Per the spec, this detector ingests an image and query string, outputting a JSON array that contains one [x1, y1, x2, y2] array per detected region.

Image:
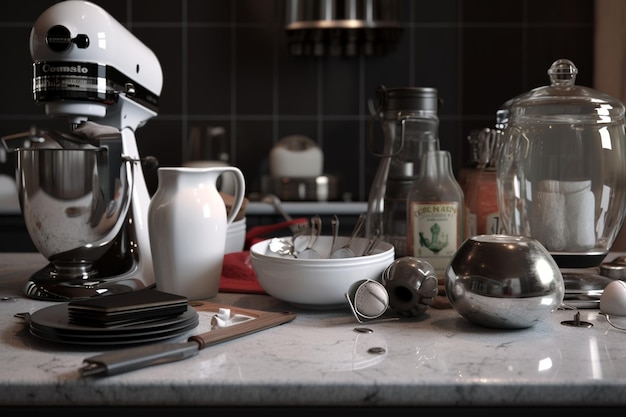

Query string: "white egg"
[[600, 280, 626, 316]]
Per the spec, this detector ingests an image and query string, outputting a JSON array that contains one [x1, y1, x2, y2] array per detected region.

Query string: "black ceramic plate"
[[28, 320, 199, 346], [30, 311, 198, 340], [28, 303, 199, 346]]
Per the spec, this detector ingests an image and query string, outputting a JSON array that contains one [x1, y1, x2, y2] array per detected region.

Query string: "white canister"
[[269, 135, 323, 178], [148, 166, 245, 300]]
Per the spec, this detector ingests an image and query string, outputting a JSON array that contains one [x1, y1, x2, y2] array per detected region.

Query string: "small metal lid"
[[374, 85, 440, 117], [600, 261, 626, 280]]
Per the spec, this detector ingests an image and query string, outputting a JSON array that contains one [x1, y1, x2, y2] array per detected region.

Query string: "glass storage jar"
[[496, 58, 626, 268]]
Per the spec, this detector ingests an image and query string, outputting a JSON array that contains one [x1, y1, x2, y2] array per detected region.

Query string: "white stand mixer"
[[2, 1, 162, 300]]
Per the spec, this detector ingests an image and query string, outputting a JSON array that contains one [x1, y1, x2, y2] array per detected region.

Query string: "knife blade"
[[80, 304, 296, 377]]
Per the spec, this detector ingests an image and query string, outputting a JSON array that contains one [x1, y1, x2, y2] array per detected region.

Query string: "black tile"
[[132, 0, 182, 22], [440, 118, 462, 154], [88, 0, 128, 23], [412, 27, 458, 115], [5, 1, 127, 24], [234, 120, 274, 192], [188, 0, 233, 23], [461, 27, 525, 115], [277, 121, 318, 141], [0, 26, 35, 115], [187, 27, 232, 115], [134, 119, 184, 195], [461, 0, 524, 23], [135, 119, 184, 165], [527, 0, 594, 23], [363, 51, 413, 98], [277, 54, 319, 115], [236, 27, 275, 115], [412, 0, 457, 23], [132, 27, 182, 116], [321, 120, 363, 200], [1, 1, 55, 22], [236, 0, 277, 23], [526, 27, 594, 89], [321, 58, 362, 115]]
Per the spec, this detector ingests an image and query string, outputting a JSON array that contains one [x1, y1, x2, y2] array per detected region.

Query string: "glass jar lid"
[[507, 58, 625, 124], [373, 85, 440, 119]]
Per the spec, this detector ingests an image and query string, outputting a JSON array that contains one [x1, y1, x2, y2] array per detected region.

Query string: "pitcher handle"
[[222, 167, 246, 225]]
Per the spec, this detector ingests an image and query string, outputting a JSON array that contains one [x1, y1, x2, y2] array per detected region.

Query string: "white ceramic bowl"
[[225, 217, 246, 254], [250, 235, 395, 309]]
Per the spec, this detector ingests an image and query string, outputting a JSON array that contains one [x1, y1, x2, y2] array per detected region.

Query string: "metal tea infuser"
[[345, 256, 438, 323]]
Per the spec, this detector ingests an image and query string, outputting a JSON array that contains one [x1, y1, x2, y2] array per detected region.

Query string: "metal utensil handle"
[[363, 228, 382, 256], [330, 214, 339, 254], [345, 212, 366, 248]]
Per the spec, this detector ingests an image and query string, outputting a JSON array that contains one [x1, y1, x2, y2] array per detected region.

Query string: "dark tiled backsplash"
[[0, 0, 593, 200]]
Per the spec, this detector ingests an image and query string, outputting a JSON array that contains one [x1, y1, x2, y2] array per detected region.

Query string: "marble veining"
[[2, 253, 626, 407]]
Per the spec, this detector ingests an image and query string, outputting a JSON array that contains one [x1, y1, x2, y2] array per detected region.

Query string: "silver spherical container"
[[445, 234, 565, 329]]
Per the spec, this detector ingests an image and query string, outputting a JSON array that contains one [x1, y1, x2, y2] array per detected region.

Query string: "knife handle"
[[81, 342, 200, 376], [188, 310, 296, 349]]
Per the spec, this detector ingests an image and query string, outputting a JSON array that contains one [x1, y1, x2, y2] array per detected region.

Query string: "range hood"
[[286, 0, 403, 57]]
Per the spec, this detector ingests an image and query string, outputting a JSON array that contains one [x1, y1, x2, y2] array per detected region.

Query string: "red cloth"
[[219, 251, 266, 294], [243, 218, 308, 250], [219, 218, 308, 294]]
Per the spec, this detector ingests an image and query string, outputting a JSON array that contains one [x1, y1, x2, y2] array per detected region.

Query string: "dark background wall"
[[0, 0, 594, 201]]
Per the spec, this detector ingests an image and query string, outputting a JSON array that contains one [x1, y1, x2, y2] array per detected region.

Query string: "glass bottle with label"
[[407, 150, 464, 282]]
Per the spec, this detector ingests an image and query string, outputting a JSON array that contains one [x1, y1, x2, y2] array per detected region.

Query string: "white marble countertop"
[[2, 252, 626, 409]]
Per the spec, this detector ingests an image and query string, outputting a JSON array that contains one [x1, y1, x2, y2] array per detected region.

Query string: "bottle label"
[[409, 201, 460, 275]]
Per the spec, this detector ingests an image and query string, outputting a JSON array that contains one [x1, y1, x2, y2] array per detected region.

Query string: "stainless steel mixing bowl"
[[17, 146, 132, 270], [444, 234, 565, 329]]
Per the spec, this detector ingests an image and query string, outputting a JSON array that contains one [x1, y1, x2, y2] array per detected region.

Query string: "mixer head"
[[29, 0, 163, 131]]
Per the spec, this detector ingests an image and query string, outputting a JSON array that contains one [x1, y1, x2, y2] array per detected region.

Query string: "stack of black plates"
[[27, 303, 199, 346], [67, 289, 189, 327]]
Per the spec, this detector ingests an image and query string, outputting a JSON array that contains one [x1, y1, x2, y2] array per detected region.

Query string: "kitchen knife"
[[79, 302, 296, 377]]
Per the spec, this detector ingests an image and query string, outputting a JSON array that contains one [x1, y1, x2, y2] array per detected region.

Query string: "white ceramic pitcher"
[[148, 166, 245, 300]]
